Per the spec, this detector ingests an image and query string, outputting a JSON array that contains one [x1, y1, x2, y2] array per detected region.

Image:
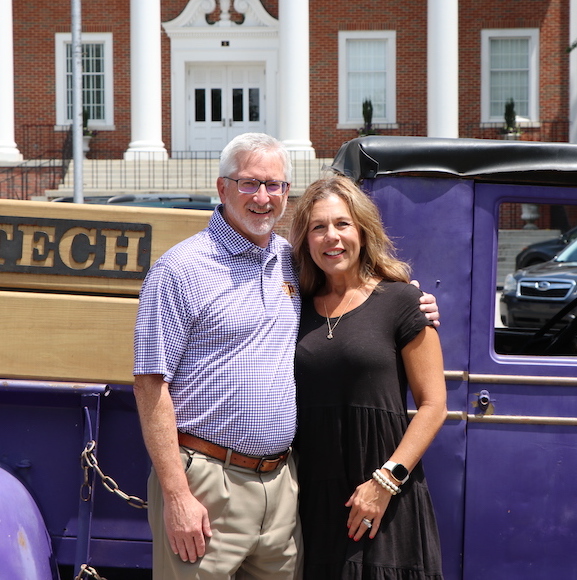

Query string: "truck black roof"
[[330, 136, 577, 186]]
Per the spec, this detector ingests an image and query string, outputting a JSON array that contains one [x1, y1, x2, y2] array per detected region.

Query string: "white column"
[[0, 0, 22, 163], [427, 0, 459, 138], [278, 0, 314, 155], [570, 0, 577, 143], [125, 0, 167, 160]]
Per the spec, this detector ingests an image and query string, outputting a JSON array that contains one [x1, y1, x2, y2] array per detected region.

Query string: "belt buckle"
[[256, 456, 278, 472], [256, 448, 290, 473]]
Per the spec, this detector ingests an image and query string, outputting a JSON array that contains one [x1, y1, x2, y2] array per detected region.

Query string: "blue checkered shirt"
[[134, 207, 300, 456]]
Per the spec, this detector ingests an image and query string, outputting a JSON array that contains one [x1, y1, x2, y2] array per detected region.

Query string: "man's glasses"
[[223, 177, 289, 196]]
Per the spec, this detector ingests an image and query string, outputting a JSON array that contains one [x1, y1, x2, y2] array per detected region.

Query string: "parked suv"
[[501, 237, 577, 329], [515, 224, 577, 269]]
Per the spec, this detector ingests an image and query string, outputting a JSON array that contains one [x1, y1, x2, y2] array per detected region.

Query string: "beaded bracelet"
[[372, 469, 396, 494], [375, 470, 400, 494], [373, 470, 400, 495], [372, 469, 401, 495]]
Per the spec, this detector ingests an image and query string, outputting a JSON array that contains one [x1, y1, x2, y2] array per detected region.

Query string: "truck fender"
[[0, 465, 59, 580]]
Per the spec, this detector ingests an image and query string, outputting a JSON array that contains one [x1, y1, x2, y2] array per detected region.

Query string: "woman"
[[290, 175, 447, 580]]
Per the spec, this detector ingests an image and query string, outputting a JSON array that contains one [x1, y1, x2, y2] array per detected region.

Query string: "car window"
[[555, 239, 577, 263], [495, 202, 577, 357], [567, 227, 577, 243]]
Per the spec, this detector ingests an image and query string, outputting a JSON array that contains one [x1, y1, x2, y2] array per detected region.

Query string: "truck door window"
[[495, 202, 577, 356]]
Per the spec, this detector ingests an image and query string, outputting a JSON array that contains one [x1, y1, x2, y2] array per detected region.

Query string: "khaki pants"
[[148, 448, 302, 580]]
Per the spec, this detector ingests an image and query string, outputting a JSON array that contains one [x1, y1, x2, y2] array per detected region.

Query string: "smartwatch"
[[382, 461, 409, 485]]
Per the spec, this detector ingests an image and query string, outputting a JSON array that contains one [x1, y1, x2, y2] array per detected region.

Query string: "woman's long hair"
[[290, 174, 411, 296]]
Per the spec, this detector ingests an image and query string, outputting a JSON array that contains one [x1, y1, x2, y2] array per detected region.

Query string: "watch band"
[[382, 460, 409, 484]]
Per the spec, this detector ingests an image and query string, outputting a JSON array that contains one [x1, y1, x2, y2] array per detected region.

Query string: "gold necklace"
[[323, 285, 362, 340]]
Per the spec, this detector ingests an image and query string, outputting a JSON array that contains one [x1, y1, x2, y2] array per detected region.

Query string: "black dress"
[[295, 281, 444, 580]]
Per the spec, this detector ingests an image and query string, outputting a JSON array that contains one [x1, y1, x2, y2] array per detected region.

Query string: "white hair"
[[219, 133, 292, 182]]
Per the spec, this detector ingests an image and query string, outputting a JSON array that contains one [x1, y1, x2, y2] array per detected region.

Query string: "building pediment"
[[163, 0, 277, 34]]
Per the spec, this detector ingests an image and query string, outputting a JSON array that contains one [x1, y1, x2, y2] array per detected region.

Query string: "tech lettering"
[[0, 217, 151, 279]]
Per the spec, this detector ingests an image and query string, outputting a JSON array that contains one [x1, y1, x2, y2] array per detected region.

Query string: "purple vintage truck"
[[2, 136, 577, 579]]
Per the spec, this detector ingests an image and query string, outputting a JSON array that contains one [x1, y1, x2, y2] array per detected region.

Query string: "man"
[[133, 133, 438, 579]]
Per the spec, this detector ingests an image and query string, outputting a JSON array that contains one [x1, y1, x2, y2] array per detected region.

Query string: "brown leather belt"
[[177, 431, 290, 473]]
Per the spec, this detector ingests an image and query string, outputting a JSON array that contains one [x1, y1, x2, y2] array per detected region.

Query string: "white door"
[[187, 64, 266, 152]]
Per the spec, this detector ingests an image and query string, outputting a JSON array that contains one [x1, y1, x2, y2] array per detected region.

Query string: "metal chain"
[[74, 564, 108, 580], [80, 440, 148, 509]]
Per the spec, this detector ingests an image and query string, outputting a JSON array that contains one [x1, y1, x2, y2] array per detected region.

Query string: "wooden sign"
[[0, 200, 212, 384]]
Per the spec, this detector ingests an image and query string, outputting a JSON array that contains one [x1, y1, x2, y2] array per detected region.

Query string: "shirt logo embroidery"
[[282, 282, 298, 298]]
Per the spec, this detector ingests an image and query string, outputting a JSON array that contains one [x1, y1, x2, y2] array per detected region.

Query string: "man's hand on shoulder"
[[410, 280, 440, 327]]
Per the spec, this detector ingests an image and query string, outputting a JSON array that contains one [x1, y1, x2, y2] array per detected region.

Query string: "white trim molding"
[[480, 28, 540, 125], [54, 32, 114, 130], [337, 30, 397, 129]]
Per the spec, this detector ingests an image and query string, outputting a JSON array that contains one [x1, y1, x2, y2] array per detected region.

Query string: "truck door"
[[464, 182, 577, 579], [367, 175, 474, 580], [368, 176, 577, 580]]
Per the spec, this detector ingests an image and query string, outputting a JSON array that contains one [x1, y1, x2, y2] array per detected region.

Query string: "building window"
[[55, 33, 114, 128], [338, 31, 396, 128], [481, 29, 539, 124]]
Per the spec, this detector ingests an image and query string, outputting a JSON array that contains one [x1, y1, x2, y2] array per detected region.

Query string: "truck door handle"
[[478, 389, 491, 411]]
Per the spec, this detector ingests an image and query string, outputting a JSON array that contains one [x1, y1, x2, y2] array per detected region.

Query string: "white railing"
[[55, 150, 337, 196]]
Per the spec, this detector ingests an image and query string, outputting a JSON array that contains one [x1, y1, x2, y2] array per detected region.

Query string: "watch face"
[[392, 464, 409, 481]]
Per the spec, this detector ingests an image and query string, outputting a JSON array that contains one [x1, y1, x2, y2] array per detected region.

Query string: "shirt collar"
[[208, 204, 280, 256]]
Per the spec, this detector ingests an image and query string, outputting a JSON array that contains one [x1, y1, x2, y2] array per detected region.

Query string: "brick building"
[[1, 0, 576, 163]]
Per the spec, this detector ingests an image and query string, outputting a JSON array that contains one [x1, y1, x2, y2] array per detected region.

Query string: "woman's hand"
[[345, 479, 392, 541]]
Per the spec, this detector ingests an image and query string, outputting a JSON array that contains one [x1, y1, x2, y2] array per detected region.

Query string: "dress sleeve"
[[394, 283, 435, 350]]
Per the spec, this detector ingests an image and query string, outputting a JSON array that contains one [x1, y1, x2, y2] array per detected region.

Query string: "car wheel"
[[525, 258, 546, 267]]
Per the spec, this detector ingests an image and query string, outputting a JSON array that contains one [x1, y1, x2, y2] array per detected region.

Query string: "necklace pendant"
[[323, 284, 362, 342]]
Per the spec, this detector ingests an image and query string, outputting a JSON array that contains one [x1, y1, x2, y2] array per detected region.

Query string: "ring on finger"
[[362, 517, 373, 528]]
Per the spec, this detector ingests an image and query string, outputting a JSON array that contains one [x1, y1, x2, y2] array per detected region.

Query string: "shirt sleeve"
[[133, 258, 193, 383], [394, 283, 435, 350]]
